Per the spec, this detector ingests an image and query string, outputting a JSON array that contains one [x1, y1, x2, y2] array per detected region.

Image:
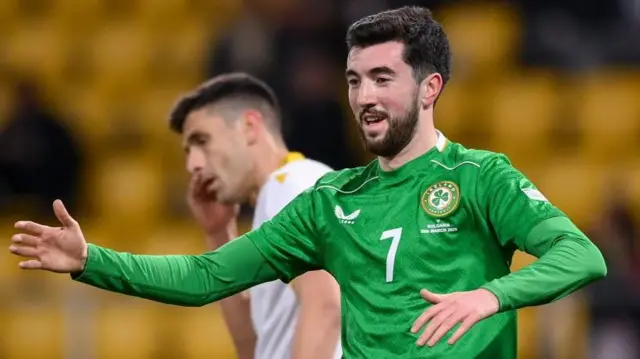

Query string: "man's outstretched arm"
[[73, 236, 279, 307]]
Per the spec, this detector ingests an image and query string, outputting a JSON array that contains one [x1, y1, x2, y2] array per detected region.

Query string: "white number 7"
[[380, 228, 403, 283]]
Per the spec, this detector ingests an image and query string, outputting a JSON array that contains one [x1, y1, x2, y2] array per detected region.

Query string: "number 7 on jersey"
[[380, 228, 403, 282]]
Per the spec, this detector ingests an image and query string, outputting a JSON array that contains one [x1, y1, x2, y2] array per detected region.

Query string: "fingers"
[[14, 221, 48, 236], [411, 302, 447, 333], [18, 260, 43, 270], [12, 233, 40, 246], [188, 173, 214, 201], [420, 288, 445, 303], [425, 310, 467, 347], [448, 317, 477, 345], [416, 306, 456, 346], [9, 244, 39, 258], [53, 200, 77, 228]]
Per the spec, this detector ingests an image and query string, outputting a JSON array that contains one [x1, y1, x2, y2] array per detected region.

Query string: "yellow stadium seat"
[[516, 307, 541, 359], [435, 78, 469, 138], [93, 302, 157, 359], [92, 154, 164, 234], [89, 23, 150, 86], [570, 71, 640, 162], [510, 252, 541, 359], [2, 305, 65, 359], [179, 306, 237, 359], [51, 0, 103, 34], [137, 84, 193, 138], [136, 0, 190, 30], [489, 71, 558, 165], [57, 78, 147, 148], [530, 157, 605, 227], [4, 19, 67, 92], [625, 160, 640, 220], [145, 222, 206, 255], [0, 81, 11, 125], [439, 3, 519, 75], [145, 22, 208, 86], [186, 0, 244, 25], [0, 1, 20, 34], [0, 249, 19, 288], [56, 86, 114, 143]]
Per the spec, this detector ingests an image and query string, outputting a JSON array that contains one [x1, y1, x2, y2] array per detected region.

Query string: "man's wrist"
[[71, 243, 92, 280], [79, 243, 89, 270], [478, 284, 506, 312]]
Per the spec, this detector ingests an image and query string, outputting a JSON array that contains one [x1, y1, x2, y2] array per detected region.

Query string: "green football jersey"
[[247, 135, 567, 359]]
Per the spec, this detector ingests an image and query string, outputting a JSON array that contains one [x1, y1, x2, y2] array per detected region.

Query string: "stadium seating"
[[1, 0, 638, 357], [2, 302, 66, 358], [93, 300, 157, 359], [489, 70, 559, 165]]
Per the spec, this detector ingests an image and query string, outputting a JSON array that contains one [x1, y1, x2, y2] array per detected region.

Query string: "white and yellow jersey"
[[249, 152, 341, 359]]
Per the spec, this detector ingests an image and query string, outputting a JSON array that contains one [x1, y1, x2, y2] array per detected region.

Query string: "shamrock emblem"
[[431, 189, 450, 208]]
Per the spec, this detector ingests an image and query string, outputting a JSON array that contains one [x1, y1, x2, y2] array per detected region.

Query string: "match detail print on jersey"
[[421, 180, 461, 218]]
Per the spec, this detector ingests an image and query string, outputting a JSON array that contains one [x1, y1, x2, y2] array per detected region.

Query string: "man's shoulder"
[[442, 141, 512, 172], [311, 162, 376, 194], [266, 158, 333, 193]]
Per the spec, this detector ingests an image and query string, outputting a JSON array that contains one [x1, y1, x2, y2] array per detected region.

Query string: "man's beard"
[[358, 102, 419, 158]]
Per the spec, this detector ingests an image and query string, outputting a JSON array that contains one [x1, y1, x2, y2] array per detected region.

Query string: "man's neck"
[[378, 121, 439, 172], [247, 139, 290, 205]]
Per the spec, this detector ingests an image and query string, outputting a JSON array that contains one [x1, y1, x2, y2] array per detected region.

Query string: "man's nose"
[[186, 151, 205, 174], [356, 83, 377, 108]]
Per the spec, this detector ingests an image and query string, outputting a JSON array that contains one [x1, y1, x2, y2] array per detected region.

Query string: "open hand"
[[411, 288, 499, 347], [9, 200, 88, 273]]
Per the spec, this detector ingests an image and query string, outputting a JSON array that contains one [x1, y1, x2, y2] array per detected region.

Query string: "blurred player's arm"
[[289, 270, 341, 359], [478, 155, 607, 312], [205, 230, 256, 359]]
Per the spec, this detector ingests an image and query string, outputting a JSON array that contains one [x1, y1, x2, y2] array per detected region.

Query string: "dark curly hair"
[[346, 6, 451, 89]]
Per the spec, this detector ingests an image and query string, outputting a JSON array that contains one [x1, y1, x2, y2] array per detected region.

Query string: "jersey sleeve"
[[246, 187, 322, 283], [477, 154, 566, 255], [477, 154, 607, 311], [73, 236, 280, 306]]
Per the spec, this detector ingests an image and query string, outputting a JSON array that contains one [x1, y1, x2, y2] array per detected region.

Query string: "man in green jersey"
[[9, 6, 606, 359]]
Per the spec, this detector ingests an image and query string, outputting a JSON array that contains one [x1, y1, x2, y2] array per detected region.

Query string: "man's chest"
[[320, 177, 488, 287]]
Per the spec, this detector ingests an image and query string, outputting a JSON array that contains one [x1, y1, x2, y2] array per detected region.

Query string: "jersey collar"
[[376, 130, 448, 182], [281, 151, 305, 167]]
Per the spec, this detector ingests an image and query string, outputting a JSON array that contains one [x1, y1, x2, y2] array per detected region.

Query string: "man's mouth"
[[361, 113, 388, 125]]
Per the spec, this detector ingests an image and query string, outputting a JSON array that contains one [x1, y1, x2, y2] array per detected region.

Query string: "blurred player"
[[9, 6, 606, 359], [173, 73, 341, 359]]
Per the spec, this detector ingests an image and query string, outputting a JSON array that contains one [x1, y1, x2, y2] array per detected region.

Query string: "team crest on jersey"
[[421, 181, 460, 218]]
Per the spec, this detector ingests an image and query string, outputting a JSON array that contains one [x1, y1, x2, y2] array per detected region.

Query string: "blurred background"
[[0, 0, 639, 358]]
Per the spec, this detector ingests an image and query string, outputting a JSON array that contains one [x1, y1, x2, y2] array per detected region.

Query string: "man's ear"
[[240, 110, 263, 146], [419, 73, 443, 108]]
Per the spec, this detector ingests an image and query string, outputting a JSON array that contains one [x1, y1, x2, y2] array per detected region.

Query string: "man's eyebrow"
[[345, 66, 396, 78], [369, 66, 396, 76], [345, 69, 358, 78]]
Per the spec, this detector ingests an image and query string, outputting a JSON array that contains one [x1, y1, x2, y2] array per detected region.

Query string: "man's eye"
[[347, 79, 359, 86], [376, 78, 390, 84], [194, 137, 208, 146]]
